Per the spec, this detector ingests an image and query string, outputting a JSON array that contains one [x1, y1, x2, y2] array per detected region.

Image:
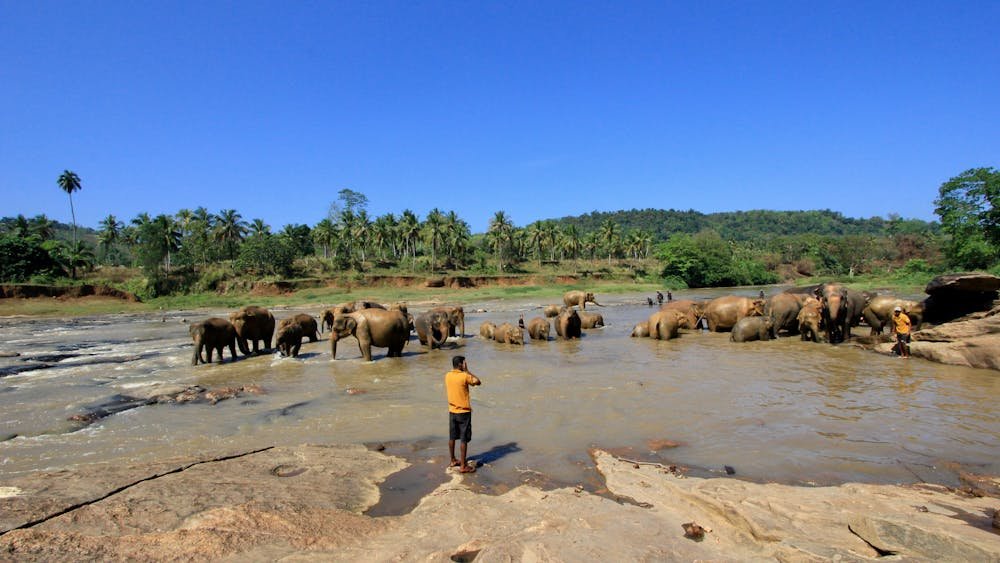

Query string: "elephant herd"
[[630, 282, 923, 345], [189, 300, 467, 365], [189, 284, 922, 365]]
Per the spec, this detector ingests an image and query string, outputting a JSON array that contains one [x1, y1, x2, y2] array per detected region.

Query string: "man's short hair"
[[452, 355, 466, 369]]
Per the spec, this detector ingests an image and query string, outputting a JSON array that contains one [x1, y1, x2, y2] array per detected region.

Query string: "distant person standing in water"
[[656, 291, 664, 305], [446, 355, 482, 473], [890, 306, 912, 358], [667, 291, 673, 302]]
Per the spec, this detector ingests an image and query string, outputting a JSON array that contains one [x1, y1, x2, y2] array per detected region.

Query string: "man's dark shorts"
[[449, 412, 472, 443], [897, 333, 911, 344]]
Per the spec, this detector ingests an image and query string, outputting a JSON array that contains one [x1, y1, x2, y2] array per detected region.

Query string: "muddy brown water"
[[2, 289, 999, 515]]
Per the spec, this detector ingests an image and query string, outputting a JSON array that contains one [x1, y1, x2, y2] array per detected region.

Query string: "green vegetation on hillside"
[[3, 169, 999, 299]]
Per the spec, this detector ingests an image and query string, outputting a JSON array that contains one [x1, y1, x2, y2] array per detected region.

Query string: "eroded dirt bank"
[[2, 444, 997, 560]]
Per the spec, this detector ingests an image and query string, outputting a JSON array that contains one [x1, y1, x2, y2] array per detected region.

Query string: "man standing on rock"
[[446, 355, 481, 473], [890, 306, 912, 358]]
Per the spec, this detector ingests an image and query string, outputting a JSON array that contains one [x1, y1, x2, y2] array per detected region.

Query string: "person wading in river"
[[446, 355, 482, 473], [890, 306, 912, 358]]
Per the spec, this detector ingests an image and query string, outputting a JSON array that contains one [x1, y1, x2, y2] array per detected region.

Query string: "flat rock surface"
[[926, 273, 1000, 294], [2, 445, 998, 561]]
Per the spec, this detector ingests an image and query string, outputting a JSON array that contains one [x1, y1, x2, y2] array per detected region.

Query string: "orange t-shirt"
[[445, 369, 475, 413], [892, 312, 911, 335]]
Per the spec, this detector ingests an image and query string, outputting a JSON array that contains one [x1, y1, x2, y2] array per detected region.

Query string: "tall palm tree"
[[175, 209, 194, 237], [487, 211, 515, 272], [9, 215, 30, 237], [599, 218, 620, 265], [214, 209, 247, 260], [57, 170, 82, 243], [423, 208, 446, 270], [398, 210, 421, 268], [563, 225, 583, 260], [354, 210, 372, 262]]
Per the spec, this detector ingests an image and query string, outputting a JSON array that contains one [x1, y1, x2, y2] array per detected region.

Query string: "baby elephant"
[[527, 317, 550, 340], [190, 318, 238, 365], [493, 322, 524, 345], [730, 316, 775, 343], [479, 321, 496, 340], [275, 314, 318, 357]]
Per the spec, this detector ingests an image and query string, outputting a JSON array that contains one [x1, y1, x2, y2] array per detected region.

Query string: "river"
[[2, 289, 998, 503]]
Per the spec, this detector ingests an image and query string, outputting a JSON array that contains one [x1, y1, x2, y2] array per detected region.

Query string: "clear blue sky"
[[2, 1, 997, 234]]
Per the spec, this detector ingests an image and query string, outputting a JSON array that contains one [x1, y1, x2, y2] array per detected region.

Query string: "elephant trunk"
[[191, 337, 203, 366], [330, 335, 339, 359], [236, 334, 251, 355]]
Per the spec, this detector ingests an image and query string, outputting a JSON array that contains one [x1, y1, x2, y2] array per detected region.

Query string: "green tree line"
[[2, 169, 998, 293]]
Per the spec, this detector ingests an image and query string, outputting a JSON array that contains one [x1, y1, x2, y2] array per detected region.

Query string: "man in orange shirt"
[[890, 306, 912, 358], [446, 355, 482, 473]]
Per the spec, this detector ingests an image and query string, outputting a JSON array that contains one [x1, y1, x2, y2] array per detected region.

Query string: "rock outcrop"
[[864, 273, 1000, 369], [2, 445, 998, 560]]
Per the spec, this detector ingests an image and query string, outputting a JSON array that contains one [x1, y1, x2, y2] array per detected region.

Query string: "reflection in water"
[[1, 293, 999, 494]]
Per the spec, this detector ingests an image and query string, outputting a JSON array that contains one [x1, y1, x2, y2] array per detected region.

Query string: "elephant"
[[493, 322, 524, 345], [766, 293, 804, 337], [563, 290, 603, 310], [543, 304, 562, 318], [274, 321, 304, 357], [862, 296, 925, 335], [283, 313, 319, 342], [630, 321, 650, 338], [430, 306, 465, 338], [647, 309, 690, 340], [702, 296, 765, 332], [354, 300, 386, 310], [818, 283, 871, 343], [479, 321, 497, 340], [190, 317, 238, 365], [659, 299, 706, 330], [731, 316, 776, 342], [578, 310, 605, 329], [527, 317, 550, 340], [229, 306, 275, 355], [415, 310, 453, 349], [329, 308, 409, 361], [555, 308, 582, 339], [797, 298, 823, 342], [321, 303, 355, 332]]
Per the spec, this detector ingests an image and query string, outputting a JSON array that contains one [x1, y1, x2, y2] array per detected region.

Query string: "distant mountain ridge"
[[550, 208, 938, 242]]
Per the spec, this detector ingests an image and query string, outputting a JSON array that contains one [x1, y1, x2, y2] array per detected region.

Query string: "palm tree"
[[487, 211, 515, 272], [599, 218, 620, 265], [562, 225, 581, 262], [98, 214, 123, 263], [398, 210, 421, 268], [312, 218, 337, 259], [354, 210, 372, 262], [443, 211, 470, 266], [214, 209, 247, 260], [29, 214, 56, 240], [152, 214, 181, 271], [57, 240, 96, 279], [526, 221, 545, 266], [423, 208, 446, 270], [57, 170, 82, 243], [249, 218, 270, 237], [9, 215, 30, 237]]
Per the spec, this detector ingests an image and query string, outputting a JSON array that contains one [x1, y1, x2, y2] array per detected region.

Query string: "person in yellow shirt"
[[890, 306, 912, 358], [446, 355, 481, 473]]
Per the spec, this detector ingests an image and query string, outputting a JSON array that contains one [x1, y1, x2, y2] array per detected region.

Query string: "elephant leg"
[[214, 345, 225, 363], [206, 346, 215, 363], [292, 342, 301, 357], [227, 342, 237, 361]]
